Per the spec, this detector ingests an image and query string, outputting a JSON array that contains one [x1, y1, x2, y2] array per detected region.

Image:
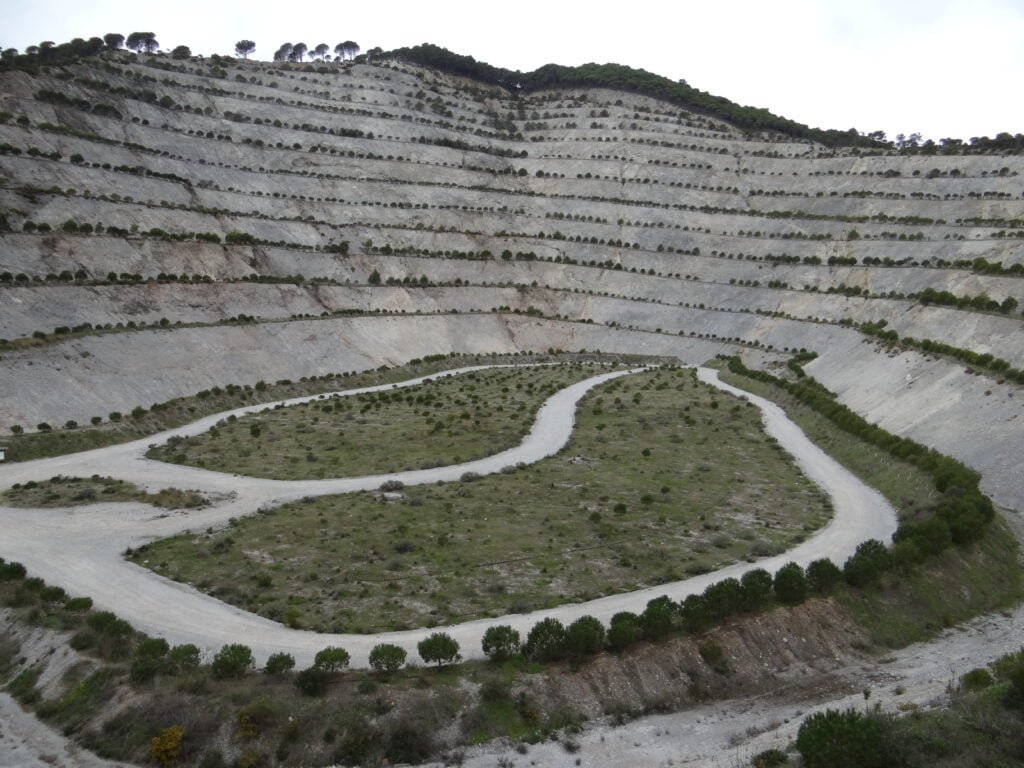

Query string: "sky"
[[2, 0, 1022, 142]]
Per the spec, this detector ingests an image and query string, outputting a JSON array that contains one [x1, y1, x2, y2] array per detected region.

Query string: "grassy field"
[[1, 476, 206, 509], [145, 364, 624, 479], [132, 367, 832, 632]]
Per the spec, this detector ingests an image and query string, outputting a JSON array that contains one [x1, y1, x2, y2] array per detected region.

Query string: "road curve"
[[0, 366, 897, 668]]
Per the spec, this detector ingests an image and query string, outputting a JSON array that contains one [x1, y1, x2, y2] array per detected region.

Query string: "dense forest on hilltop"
[[383, 43, 879, 148]]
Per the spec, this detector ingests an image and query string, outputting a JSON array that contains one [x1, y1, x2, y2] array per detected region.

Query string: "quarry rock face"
[[0, 53, 1021, 510]]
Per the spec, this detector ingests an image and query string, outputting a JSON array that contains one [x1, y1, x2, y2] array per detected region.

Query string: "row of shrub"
[[917, 286, 1020, 314], [15, 111, 1010, 239], [859, 320, 1024, 384], [6, 165, 1017, 265], [116, 548, 889, 698]]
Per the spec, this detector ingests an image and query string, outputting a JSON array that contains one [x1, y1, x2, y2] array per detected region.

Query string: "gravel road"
[[0, 366, 896, 668]]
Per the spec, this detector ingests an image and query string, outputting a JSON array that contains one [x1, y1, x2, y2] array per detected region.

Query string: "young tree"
[[481, 625, 521, 662], [565, 615, 606, 658], [806, 558, 842, 595], [264, 652, 295, 674], [739, 568, 774, 610], [103, 33, 125, 50], [843, 539, 891, 587], [368, 643, 407, 673], [640, 595, 677, 639], [418, 632, 460, 667], [607, 611, 641, 651], [773, 562, 809, 605], [313, 645, 350, 671], [211, 643, 254, 678], [234, 40, 256, 59], [130, 637, 170, 682], [168, 643, 201, 672], [170, 45, 191, 60], [524, 618, 566, 661]]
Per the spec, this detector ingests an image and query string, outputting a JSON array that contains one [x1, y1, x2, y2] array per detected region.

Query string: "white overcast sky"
[[2, 0, 1021, 141]]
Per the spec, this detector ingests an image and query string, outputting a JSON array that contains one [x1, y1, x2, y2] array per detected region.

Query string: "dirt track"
[[0, 366, 896, 668]]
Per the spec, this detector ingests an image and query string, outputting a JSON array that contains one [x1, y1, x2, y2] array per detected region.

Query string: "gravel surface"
[[0, 693, 133, 768], [448, 600, 1024, 768]]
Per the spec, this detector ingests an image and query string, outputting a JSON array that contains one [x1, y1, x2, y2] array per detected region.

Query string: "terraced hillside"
[[1, 49, 1023, 514]]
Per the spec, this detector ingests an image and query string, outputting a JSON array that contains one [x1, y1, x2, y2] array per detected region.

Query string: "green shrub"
[[64, 596, 93, 611], [6, 666, 42, 704], [385, 719, 434, 764], [739, 568, 773, 610], [796, 709, 889, 768], [417, 632, 460, 667], [130, 638, 169, 683], [1002, 654, 1024, 710], [773, 562, 808, 605], [806, 558, 842, 594], [295, 666, 329, 696], [525, 618, 567, 661], [481, 625, 520, 662], [264, 652, 295, 674], [960, 668, 994, 692], [639, 595, 676, 640], [368, 643, 407, 673], [843, 540, 891, 587], [564, 615, 606, 658], [39, 585, 66, 603], [168, 643, 201, 672], [314, 646, 350, 671], [751, 748, 789, 767], [211, 643, 254, 679], [225, 231, 257, 245], [607, 611, 641, 651], [0, 560, 27, 580], [86, 611, 132, 637]]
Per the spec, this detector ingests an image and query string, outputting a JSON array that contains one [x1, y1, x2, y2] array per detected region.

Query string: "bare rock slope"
[[0, 51, 1022, 513]]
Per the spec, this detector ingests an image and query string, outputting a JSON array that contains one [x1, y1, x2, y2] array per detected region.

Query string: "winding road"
[[0, 365, 897, 667]]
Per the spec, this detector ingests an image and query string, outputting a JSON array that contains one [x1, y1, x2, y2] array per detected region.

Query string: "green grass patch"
[[5, 664, 42, 704], [146, 363, 624, 479], [133, 367, 832, 631], [836, 520, 1022, 648], [2, 475, 205, 509], [37, 668, 118, 734]]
